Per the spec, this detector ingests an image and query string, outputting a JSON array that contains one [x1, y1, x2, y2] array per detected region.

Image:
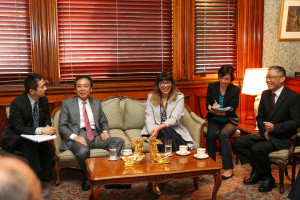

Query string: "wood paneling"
[[0, 0, 276, 135], [30, 0, 59, 84], [237, 0, 264, 124]]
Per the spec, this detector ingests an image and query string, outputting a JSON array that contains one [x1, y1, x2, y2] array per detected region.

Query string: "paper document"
[[20, 134, 57, 143], [211, 106, 233, 111]]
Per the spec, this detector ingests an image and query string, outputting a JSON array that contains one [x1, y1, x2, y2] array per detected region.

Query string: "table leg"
[[146, 182, 161, 199], [193, 177, 199, 190], [212, 170, 222, 200], [89, 182, 101, 200]]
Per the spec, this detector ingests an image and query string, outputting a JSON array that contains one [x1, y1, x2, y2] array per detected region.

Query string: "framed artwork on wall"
[[278, 0, 300, 41]]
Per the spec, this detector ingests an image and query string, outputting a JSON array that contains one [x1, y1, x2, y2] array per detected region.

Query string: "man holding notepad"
[[1, 73, 57, 187]]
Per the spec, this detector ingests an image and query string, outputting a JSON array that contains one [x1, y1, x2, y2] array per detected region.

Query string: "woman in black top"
[[206, 65, 240, 180]]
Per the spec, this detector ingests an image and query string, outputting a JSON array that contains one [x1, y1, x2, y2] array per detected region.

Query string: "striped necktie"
[[33, 101, 39, 128]]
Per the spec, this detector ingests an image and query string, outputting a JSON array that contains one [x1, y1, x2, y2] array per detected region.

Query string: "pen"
[[214, 99, 217, 103]]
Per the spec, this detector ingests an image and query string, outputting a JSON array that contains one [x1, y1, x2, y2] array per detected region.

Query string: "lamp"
[[242, 68, 268, 130]]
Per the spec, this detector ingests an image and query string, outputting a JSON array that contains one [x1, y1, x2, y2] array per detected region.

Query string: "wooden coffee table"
[[85, 150, 222, 200]]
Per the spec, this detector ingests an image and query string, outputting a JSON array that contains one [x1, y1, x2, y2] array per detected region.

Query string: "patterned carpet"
[[46, 155, 295, 200]]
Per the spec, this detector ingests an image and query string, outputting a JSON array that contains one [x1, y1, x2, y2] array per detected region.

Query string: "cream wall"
[[263, 0, 300, 76]]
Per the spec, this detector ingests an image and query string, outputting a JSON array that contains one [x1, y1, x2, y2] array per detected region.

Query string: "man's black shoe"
[[82, 179, 90, 191], [105, 184, 131, 189], [258, 176, 276, 192], [243, 171, 264, 185]]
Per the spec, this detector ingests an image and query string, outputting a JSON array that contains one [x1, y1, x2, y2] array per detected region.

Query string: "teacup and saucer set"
[[176, 145, 191, 156], [193, 148, 209, 159], [120, 149, 133, 160]]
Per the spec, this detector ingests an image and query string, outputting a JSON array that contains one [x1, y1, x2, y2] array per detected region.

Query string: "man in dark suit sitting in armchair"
[[1, 73, 57, 187], [235, 66, 300, 192]]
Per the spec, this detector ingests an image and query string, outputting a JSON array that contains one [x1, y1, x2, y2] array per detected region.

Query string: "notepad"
[[20, 134, 57, 143], [211, 106, 233, 111]]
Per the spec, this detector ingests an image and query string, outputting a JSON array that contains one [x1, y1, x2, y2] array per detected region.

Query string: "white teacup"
[[121, 149, 133, 156], [179, 145, 188, 154], [197, 148, 206, 157]]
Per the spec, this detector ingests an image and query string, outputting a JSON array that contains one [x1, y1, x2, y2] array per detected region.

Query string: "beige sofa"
[[51, 95, 207, 185]]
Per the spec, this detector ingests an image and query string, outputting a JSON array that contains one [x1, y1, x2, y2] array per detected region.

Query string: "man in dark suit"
[[235, 66, 300, 192], [59, 75, 126, 191], [1, 73, 56, 184]]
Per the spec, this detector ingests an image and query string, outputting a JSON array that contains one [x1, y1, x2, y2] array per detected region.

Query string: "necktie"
[[82, 101, 94, 141], [271, 93, 276, 109], [33, 101, 39, 128]]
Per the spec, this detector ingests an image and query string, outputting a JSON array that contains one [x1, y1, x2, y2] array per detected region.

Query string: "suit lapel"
[[269, 87, 287, 120], [223, 84, 232, 106], [71, 97, 80, 125], [89, 98, 99, 129], [167, 98, 174, 118], [23, 93, 34, 119], [214, 82, 220, 103]]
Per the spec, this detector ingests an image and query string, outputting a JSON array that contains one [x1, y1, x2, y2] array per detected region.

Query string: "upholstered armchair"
[[268, 127, 300, 193]]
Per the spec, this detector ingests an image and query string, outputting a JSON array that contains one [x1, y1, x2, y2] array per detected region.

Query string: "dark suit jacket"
[[1, 93, 51, 153], [256, 87, 300, 149], [59, 96, 109, 151], [206, 82, 240, 124]]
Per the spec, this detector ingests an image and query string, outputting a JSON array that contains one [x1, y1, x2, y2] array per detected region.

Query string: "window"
[[194, 0, 238, 74], [0, 0, 32, 84], [57, 0, 173, 82]]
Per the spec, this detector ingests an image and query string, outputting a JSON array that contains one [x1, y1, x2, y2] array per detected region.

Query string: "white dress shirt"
[[70, 98, 96, 140], [273, 85, 284, 104], [27, 94, 42, 135]]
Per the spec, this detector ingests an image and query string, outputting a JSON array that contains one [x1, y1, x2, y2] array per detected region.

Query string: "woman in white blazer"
[[141, 72, 194, 152]]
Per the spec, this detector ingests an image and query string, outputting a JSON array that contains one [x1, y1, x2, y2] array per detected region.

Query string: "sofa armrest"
[[190, 112, 207, 148], [183, 111, 206, 148]]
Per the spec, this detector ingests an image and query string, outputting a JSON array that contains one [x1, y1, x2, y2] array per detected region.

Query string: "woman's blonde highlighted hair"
[[150, 72, 179, 106]]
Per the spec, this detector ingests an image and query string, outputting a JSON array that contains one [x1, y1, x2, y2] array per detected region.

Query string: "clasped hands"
[[263, 121, 274, 140], [41, 127, 57, 135], [74, 131, 110, 146]]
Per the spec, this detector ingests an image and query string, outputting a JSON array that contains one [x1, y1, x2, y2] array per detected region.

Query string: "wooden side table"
[[238, 123, 259, 135]]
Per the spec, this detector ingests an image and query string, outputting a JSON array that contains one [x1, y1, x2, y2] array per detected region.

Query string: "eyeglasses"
[[159, 81, 172, 86], [219, 77, 230, 82], [265, 75, 283, 80]]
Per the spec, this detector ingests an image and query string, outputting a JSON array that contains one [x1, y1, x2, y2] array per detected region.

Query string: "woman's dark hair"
[[74, 75, 93, 88], [24, 73, 42, 93], [218, 65, 235, 81], [154, 72, 175, 87]]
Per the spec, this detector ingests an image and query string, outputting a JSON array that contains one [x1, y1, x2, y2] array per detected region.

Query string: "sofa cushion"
[[123, 99, 146, 130], [109, 129, 131, 149], [101, 98, 124, 130]]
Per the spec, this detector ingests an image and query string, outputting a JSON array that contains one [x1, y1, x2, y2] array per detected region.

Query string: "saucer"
[[108, 157, 118, 161], [176, 151, 191, 156], [193, 154, 209, 159]]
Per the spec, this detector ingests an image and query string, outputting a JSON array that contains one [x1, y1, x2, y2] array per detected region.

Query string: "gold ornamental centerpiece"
[[147, 138, 169, 164], [121, 137, 146, 166]]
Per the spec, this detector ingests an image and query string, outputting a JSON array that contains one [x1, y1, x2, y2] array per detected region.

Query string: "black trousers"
[[234, 134, 276, 176], [156, 127, 187, 153], [206, 120, 237, 169], [23, 140, 55, 181], [70, 129, 125, 178], [288, 168, 300, 200]]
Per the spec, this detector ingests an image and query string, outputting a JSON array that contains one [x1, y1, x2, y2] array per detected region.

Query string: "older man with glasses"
[[234, 66, 300, 192]]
